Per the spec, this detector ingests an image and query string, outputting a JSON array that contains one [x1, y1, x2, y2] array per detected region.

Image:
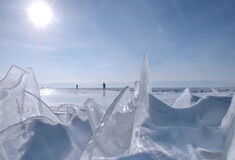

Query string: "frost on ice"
[[0, 55, 235, 160]]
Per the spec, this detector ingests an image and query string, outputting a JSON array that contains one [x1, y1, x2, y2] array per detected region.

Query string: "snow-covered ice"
[[172, 88, 200, 108], [0, 55, 235, 160]]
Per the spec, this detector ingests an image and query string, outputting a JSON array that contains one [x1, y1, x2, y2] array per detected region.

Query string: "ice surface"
[[81, 87, 136, 159], [173, 88, 200, 108], [40, 88, 119, 108]]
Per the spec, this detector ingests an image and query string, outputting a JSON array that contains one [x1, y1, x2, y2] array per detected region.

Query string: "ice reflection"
[[40, 88, 120, 108], [40, 88, 57, 96]]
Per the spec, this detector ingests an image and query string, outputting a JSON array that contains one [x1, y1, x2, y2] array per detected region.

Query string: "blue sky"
[[0, 0, 235, 87]]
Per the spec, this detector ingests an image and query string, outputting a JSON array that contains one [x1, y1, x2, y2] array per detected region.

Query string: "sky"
[[0, 0, 235, 88]]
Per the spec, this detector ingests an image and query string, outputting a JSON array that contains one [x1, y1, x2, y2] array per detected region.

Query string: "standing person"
[[76, 84, 78, 90], [102, 82, 106, 90]]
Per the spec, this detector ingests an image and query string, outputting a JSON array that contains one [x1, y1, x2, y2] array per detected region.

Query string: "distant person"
[[102, 82, 106, 90], [76, 84, 78, 90]]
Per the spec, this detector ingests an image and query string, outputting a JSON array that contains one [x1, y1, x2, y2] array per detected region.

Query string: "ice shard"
[[0, 65, 26, 89], [173, 88, 200, 108], [0, 66, 61, 131], [134, 54, 151, 126], [84, 98, 105, 132], [81, 87, 136, 159], [56, 104, 87, 123], [130, 54, 151, 153], [23, 90, 61, 124], [20, 68, 42, 120], [0, 66, 28, 131], [25, 68, 41, 99]]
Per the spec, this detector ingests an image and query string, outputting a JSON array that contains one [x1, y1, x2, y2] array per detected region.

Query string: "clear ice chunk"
[[23, 90, 61, 124], [0, 66, 61, 131], [130, 54, 151, 153], [81, 87, 136, 159], [134, 54, 151, 127], [0, 65, 26, 89], [84, 98, 105, 132], [20, 68, 42, 120], [0, 66, 28, 131]]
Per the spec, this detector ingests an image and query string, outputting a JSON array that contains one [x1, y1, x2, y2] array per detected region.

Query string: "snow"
[[0, 56, 235, 160], [221, 95, 235, 160], [0, 117, 92, 160]]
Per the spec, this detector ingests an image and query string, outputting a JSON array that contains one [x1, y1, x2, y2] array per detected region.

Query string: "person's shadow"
[[103, 90, 106, 97]]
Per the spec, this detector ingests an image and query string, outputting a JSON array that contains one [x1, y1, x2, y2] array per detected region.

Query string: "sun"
[[27, 1, 53, 27]]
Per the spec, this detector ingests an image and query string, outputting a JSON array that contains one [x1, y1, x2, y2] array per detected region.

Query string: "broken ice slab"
[[0, 66, 61, 131], [81, 87, 136, 159], [134, 54, 151, 128], [53, 104, 88, 123], [0, 65, 27, 89], [130, 54, 151, 153], [0, 66, 29, 131], [23, 90, 61, 124]]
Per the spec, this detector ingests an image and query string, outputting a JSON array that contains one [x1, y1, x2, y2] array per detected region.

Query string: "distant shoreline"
[[40, 87, 235, 93]]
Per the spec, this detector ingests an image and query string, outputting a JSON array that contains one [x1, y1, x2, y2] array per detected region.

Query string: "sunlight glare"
[[27, 1, 53, 27]]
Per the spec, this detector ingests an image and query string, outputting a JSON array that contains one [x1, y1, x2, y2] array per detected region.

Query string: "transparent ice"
[[81, 87, 136, 159]]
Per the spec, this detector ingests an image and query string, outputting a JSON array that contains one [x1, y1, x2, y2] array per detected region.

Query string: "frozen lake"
[[40, 87, 235, 108], [1, 64, 235, 160]]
